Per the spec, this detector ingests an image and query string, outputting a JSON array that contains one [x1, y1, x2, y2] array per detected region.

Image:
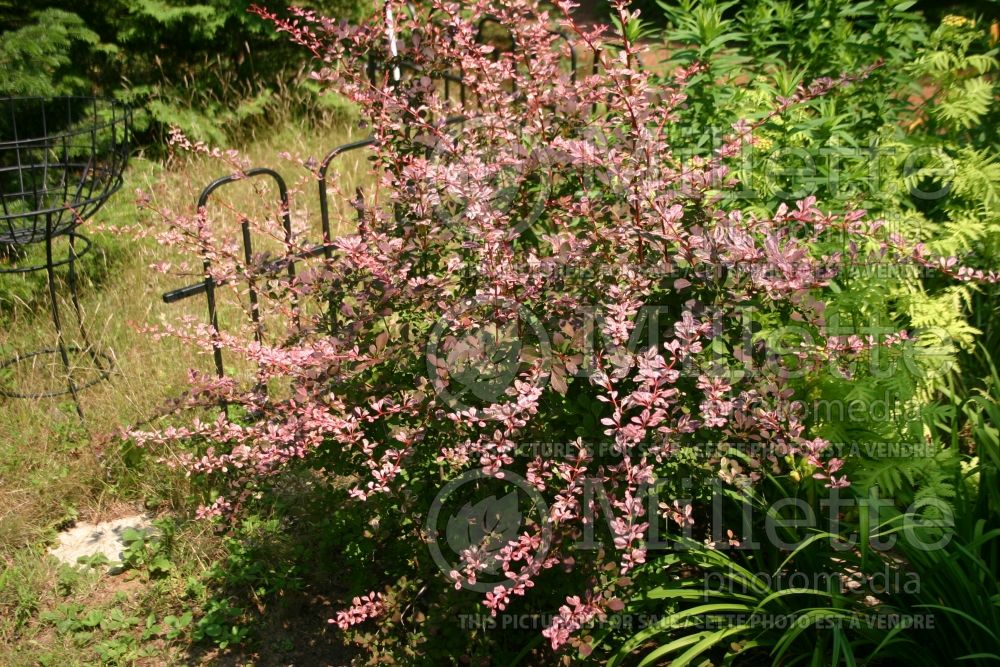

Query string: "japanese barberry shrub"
[[132, 0, 997, 661]]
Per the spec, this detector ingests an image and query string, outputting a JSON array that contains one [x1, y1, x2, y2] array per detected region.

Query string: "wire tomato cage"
[[0, 96, 131, 418]]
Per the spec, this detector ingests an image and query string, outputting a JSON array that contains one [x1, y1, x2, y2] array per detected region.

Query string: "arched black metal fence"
[[161, 15, 584, 387]]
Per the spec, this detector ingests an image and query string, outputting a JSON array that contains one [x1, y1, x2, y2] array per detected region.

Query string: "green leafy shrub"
[[0, 8, 103, 96], [658, 0, 1000, 492], [0, 0, 369, 146], [587, 3, 1000, 664]]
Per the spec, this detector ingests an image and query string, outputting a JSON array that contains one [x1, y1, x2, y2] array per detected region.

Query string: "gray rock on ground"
[[49, 514, 154, 574]]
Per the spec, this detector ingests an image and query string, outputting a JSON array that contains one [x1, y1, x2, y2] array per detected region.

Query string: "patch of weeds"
[[94, 635, 147, 664], [41, 595, 139, 634], [50, 408, 88, 447], [192, 599, 250, 649], [0, 549, 50, 639], [155, 611, 194, 641], [75, 553, 112, 570], [3, 580, 39, 638], [52, 504, 79, 533], [120, 518, 176, 578], [39, 600, 155, 665], [55, 564, 86, 598]]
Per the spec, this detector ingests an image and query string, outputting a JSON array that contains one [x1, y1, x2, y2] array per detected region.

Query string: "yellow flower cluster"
[[941, 14, 975, 29]]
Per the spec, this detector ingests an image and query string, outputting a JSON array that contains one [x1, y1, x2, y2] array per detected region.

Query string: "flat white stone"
[[49, 514, 154, 573]]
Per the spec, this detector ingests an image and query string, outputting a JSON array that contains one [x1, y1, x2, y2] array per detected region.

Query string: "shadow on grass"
[[176, 473, 361, 666], [171, 466, 557, 666]]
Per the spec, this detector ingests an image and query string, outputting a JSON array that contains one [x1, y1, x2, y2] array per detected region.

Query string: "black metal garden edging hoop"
[[0, 97, 131, 417]]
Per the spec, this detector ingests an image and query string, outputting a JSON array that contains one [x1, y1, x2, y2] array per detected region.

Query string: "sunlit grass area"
[[0, 120, 371, 663]]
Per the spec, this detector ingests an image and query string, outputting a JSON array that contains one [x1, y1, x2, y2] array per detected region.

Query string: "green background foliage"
[[0, 0, 367, 146]]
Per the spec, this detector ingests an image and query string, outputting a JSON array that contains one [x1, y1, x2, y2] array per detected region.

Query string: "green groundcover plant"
[[130, 0, 999, 663]]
